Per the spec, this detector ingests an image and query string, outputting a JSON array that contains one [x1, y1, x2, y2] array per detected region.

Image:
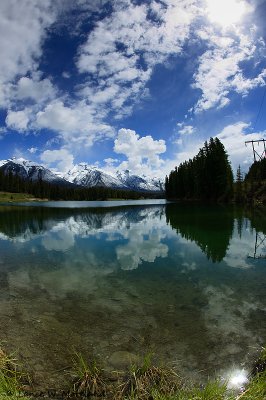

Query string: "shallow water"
[[0, 201, 265, 390]]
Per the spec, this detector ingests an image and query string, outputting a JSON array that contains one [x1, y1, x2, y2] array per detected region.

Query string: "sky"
[[0, 0, 266, 178]]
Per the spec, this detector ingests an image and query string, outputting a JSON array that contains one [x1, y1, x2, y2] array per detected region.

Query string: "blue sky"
[[0, 0, 266, 178]]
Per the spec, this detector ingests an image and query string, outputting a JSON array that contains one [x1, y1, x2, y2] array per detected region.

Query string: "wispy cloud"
[[76, 0, 201, 119], [177, 122, 196, 135], [193, 27, 266, 112], [0, 0, 265, 175], [0, 1, 55, 85]]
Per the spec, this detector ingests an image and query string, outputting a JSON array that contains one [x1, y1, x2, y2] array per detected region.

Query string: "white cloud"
[[177, 123, 196, 135], [5, 109, 30, 131], [114, 128, 166, 176], [216, 122, 266, 172], [231, 69, 266, 95], [62, 71, 71, 79], [28, 147, 38, 154], [205, 0, 251, 28], [40, 148, 74, 173], [104, 158, 119, 166], [170, 122, 266, 175], [0, 1, 55, 85], [36, 100, 115, 148], [116, 226, 168, 270], [193, 28, 266, 112], [14, 76, 56, 103], [1, 0, 265, 165], [76, 0, 200, 118], [42, 228, 75, 252]]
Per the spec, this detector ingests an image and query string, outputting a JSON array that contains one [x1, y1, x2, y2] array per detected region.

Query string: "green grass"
[[0, 191, 39, 202], [151, 381, 231, 400], [71, 352, 106, 397], [238, 371, 266, 400], [0, 345, 265, 400], [0, 348, 28, 400]]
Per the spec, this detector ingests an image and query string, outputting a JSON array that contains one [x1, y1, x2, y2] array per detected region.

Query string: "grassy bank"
[[0, 192, 45, 202], [0, 347, 265, 400]]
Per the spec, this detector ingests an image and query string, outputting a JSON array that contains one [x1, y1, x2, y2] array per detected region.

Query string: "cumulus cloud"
[[5, 109, 30, 131], [36, 100, 115, 147], [42, 227, 75, 252], [114, 128, 166, 176], [14, 76, 56, 103], [40, 148, 74, 173], [116, 227, 168, 270]]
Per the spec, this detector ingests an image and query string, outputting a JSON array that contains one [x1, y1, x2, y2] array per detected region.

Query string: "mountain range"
[[0, 158, 165, 192]]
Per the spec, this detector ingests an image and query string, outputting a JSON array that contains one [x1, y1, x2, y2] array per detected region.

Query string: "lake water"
[[0, 200, 265, 391]]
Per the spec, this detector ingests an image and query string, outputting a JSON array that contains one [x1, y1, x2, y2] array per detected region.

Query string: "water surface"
[[0, 201, 265, 390]]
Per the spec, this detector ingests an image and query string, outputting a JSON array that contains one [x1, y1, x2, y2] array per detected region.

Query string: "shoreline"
[[0, 345, 265, 399]]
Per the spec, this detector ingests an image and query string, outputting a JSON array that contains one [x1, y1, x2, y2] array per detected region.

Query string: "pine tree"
[[235, 165, 243, 203], [165, 137, 233, 202]]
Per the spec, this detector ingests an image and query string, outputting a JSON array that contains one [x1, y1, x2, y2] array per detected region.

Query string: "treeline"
[[165, 137, 233, 202], [234, 158, 266, 204], [0, 169, 160, 201]]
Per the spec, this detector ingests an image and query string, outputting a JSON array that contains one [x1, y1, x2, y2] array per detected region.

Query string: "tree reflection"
[[166, 203, 234, 262]]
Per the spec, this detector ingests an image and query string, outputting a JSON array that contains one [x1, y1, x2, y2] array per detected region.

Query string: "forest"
[[165, 137, 233, 202], [1, 137, 265, 204], [0, 168, 162, 201], [165, 137, 266, 204]]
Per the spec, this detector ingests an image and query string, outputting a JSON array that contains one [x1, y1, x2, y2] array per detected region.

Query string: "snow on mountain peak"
[[0, 158, 165, 192], [64, 164, 165, 191]]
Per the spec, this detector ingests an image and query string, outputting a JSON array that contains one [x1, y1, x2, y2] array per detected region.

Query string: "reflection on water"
[[0, 203, 265, 390], [166, 204, 234, 262]]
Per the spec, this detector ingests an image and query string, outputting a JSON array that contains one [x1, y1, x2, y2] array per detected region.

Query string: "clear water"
[[0, 201, 265, 390]]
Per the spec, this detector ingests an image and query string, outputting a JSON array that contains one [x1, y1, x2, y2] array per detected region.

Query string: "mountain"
[[64, 164, 165, 192], [0, 158, 165, 192], [0, 158, 72, 186], [116, 170, 164, 192], [63, 163, 125, 189]]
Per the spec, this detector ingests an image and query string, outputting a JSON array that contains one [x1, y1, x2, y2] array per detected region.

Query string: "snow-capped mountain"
[[64, 163, 125, 189], [0, 158, 165, 192], [0, 158, 72, 186], [64, 164, 164, 192], [116, 170, 164, 192]]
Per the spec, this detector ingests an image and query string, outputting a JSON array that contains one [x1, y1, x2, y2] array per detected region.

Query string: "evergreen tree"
[[234, 165, 243, 203], [165, 137, 233, 202]]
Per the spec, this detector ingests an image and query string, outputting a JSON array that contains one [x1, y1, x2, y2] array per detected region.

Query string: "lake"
[[0, 200, 265, 391]]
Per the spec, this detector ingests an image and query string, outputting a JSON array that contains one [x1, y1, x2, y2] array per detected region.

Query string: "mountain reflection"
[[0, 205, 168, 270], [165, 204, 234, 262], [0, 205, 165, 239], [0, 203, 264, 265]]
